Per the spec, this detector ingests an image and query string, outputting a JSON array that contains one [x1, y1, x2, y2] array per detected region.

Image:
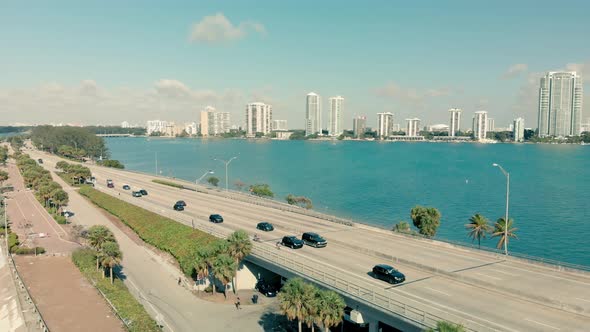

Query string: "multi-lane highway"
[[31, 150, 590, 331]]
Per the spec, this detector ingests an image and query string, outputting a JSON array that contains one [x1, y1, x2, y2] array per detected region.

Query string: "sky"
[[1, 0, 589, 129]]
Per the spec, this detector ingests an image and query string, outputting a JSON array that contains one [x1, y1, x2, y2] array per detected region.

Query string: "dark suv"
[[173, 203, 184, 211], [281, 236, 303, 249], [256, 222, 274, 232], [255, 279, 277, 297], [301, 232, 327, 248], [372, 264, 405, 284], [175, 200, 187, 207], [209, 214, 223, 223], [139, 189, 148, 196]]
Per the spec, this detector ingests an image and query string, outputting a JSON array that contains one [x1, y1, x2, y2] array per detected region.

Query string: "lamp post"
[[492, 163, 510, 255], [196, 170, 214, 185], [214, 157, 238, 191]]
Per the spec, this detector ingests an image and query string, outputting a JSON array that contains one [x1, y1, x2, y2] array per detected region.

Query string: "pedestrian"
[[236, 297, 241, 309], [178, 277, 181, 286]]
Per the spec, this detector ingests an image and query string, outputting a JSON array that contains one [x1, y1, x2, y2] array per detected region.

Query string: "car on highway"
[[139, 189, 148, 196], [132, 191, 142, 197], [175, 200, 187, 207], [301, 232, 327, 248], [107, 179, 114, 188], [122, 184, 131, 190], [37, 158, 43, 164], [173, 203, 184, 211], [209, 214, 223, 223], [280, 236, 304, 249], [255, 279, 277, 297], [256, 222, 274, 232], [372, 264, 405, 284]]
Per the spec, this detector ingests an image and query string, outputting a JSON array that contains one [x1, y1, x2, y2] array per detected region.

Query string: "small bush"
[[8, 232, 19, 251], [204, 284, 213, 293], [14, 247, 46, 255], [54, 214, 67, 224]]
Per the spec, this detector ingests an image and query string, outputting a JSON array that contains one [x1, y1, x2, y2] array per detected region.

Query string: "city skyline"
[[1, 1, 589, 129]]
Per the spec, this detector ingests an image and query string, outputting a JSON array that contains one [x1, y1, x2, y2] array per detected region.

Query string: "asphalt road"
[[31, 150, 590, 331]]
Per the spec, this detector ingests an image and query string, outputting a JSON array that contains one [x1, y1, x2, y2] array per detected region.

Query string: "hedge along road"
[[36, 154, 279, 332], [30, 149, 590, 331]]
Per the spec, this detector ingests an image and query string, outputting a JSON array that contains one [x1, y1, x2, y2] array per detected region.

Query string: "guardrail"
[[92, 184, 498, 331], [6, 250, 50, 332]]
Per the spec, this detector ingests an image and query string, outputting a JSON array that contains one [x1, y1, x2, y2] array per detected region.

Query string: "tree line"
[[393, 206, 519, 253], [31, 125, 109, 159]]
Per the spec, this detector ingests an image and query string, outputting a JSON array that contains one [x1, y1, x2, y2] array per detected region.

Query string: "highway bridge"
[[29, 150, 590, 331]]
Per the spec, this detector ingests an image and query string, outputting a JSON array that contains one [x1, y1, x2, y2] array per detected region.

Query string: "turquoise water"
[[105, 138, 590, 267]]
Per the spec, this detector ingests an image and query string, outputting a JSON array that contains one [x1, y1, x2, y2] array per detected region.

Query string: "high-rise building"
[[472, 111, 488, 140], [513, 117, 525, 142], [448, 108, 462, 137], [199, 106, 230, 136], [121, 121, 130, 128], [146, 120, 168, 135], [272, 120, 288, 131], [377, 112, 393, 139], [538, 71, 583, 137], [246, 102, 272, 137], [328, 96, 344, 136], [406, 118, 421, 137], [305, 92, 322, 136], [487, 118, 495, 132], [352, 116, 366, 138]]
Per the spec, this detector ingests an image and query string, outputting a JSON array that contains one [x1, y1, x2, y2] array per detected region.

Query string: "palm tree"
[[226, 230, 252, 294], [465, 214, 492, 248], [87, 225, 115, 270], [278, 278, 308, 332], [203, 240, 228, 295], [50, 188, 69, 213], [211, 253, 236, 299], [302, 283, 320, 332], [426, 321, 466, 332], [194, 252, 209, 294], [492, 217, 519, 253], [100, 241, 122, 284], [314, 290, 345, 331]]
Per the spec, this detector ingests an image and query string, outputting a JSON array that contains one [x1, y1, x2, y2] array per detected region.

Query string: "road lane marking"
[[574, 297, 590, 303], [473, 272, 502, 280], [492, 269, 519, 277], [525, 318, 560, 330], [425, 287, 450, 296]]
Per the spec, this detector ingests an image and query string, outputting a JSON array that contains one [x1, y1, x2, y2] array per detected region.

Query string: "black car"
[[173, 203, 184, 211], [281, 236, 304, 249], [209, 214, 223, 223], [255, 280, 277, 297], [175, 200, 187, 207], [301, 232, 327, 248], [139, 189, 148, 196], [37, 158, 43, 164], [122, 184, 131, 190], [132, 191, 142, 197], [256, 222, 274, 232], [372, 264, 406, 284]]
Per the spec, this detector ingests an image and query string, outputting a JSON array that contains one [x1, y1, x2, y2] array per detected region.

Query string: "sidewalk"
[[0, 245, 27, 332]]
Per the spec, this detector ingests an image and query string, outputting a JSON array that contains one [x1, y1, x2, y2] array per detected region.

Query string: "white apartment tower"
[[199, 106, 230, 136], [246, 102, 272, 137], [305, 92, 322, 136], [406, 118, 421, 137], [487, 118, 495, 132], [272, 120, 288, 131], [328, 96, 344, 136], [353, 116, 367, 138], [538, 71, 583, 137], [146, 120, 168, 135], [472, 111, 488, 140], [377, 112, 393, 139], [448, 108, 462, 137], [513, 117, 525, 142]]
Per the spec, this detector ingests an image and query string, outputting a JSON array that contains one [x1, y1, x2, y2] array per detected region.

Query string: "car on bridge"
[[209, 214, 223, 223], [37, 158, 43, 164], [256, 222, 274, 231], [372, 264, 405, 284], [122, 184, 131, 190], [281, 236, 303, 249], [107, 179, 114, 188], [175, 200, 187, 207], [173, 203, 184, 211], [132, 191, 142, 197], [139, 189, 148, 196], [301, 232, 327, 248]]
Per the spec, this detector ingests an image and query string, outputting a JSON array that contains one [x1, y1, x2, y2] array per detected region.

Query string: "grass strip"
[[151, 179, 185, 189], [78, 186, 216, 275], [72, 249, 160, 332]]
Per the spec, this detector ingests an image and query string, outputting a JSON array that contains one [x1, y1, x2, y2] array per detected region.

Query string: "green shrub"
[[79, 186, 216, 275], [8, 232, 19, 251], [151, 179, 184, 189], [14, 247, 46, 255], [54, 214, 67, 224], [98, 159, 125, 169], [72, 249, 160, 332]]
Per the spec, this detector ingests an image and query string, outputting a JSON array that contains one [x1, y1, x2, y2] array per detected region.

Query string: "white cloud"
[[375, 82, 453, 107], [189, 13, 266, 43], [502, 63, 528, 79], [566, 61, 590, 79]]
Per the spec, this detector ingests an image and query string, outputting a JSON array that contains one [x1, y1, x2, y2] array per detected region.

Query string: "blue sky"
[[1, 0, 588, 128]]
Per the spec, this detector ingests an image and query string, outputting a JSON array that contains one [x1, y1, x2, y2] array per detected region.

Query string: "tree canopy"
[[249, 184, 274, 198], [410, 206, 441, 237], [31, 125, 109, 159]]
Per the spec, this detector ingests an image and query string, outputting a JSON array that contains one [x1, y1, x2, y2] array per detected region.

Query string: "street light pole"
[[196, 170, 214, 185], [492, 163, 510, 255], [214, 157, 238, 191]]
